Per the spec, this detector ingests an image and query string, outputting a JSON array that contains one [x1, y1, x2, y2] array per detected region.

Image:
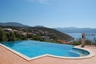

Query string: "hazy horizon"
[[0, 0, 96, 28], [1, 22, 96, 29]]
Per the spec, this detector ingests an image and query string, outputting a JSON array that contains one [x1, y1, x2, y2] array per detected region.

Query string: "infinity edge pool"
[[0, 43, 95, 61]]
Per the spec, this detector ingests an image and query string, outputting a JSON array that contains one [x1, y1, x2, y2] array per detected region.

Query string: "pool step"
[[69, 50, 86, 56]]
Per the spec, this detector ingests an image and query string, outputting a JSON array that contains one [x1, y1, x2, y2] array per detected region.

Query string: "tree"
[[32, 35, 43, 41], [27, 33, 32, 38], [85, 40, 91, 45], [14, 32, 21, 40], [0, 28, 7, 42], [6, 31, 16, 41]]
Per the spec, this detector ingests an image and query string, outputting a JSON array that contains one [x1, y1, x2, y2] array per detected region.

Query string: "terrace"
[[0, 44, 96, 64]]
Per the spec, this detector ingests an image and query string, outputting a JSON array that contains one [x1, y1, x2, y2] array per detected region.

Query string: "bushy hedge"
[[70, 38, 96, 46]]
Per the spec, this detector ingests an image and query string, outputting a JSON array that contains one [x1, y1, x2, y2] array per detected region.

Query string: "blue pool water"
[[0, 40, 89, 58]]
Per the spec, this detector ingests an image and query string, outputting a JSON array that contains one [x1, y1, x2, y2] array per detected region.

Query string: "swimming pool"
[[0, 40, 94, 60]]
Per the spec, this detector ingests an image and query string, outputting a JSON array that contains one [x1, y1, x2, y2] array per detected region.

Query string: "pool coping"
[[0, 43, 95, 61]]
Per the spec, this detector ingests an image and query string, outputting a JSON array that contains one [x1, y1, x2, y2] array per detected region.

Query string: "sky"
[[0, 0, 96, 28]]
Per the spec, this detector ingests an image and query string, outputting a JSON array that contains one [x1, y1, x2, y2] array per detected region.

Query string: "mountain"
[[0, 22, 30, 27], [55, 27, 96, 33], [0, 24, 74, 43]]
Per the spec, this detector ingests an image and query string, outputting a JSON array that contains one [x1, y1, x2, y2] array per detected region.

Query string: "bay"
[[65, 33, 82, 39], [66, 33, 96, 42]]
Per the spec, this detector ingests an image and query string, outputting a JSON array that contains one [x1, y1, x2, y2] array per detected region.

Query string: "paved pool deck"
[[0, 45, 96, 64]]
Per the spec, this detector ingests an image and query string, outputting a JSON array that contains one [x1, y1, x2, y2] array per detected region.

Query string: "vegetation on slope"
[[0, 26, 74, 44]]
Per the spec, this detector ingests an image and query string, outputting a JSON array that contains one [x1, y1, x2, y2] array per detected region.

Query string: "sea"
[[65, 33, 96, 42], [66, 33, 82, 39]]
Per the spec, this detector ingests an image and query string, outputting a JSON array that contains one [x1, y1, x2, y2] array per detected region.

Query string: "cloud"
[[26, 0, 51, 5], [38, 0, 51, 5]]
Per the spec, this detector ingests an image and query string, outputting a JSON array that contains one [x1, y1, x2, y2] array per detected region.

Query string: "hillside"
[[0, 26, 74, 44], [30, 27, 74, 42]]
